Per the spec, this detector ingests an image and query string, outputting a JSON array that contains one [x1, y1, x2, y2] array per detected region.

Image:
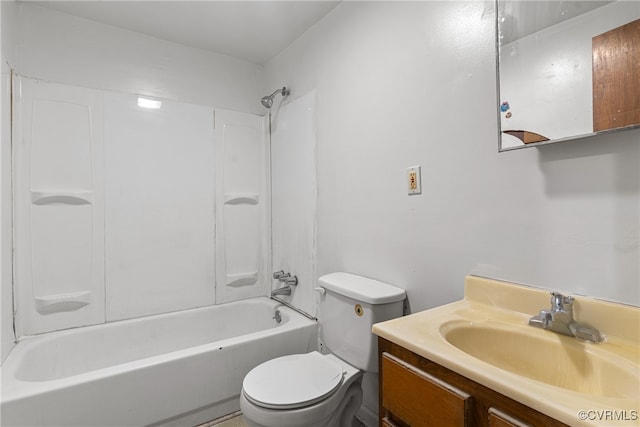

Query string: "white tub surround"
[[12, 76, 270, 335], [1, 298, 317, 427], [270, 90, 317, 317], [215, 109, 270, 304]]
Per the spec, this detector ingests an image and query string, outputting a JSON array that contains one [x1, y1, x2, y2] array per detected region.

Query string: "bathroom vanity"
[[378, 337, 565, 426], [372, 276, 640, 427]]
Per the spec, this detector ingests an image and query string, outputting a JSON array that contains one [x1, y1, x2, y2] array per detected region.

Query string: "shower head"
[[260, 96, 273, 109], [261, 87, 290, 109]]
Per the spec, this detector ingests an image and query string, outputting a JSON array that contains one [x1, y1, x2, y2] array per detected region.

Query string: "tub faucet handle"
[[283, 275, 298, 286], [273, 270, 285, 280], [278, 273, 291, 282]]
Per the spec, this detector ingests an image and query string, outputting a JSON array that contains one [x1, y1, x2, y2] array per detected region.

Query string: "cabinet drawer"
[[381, 352, 471, 427], [488, 408, 532, 427]]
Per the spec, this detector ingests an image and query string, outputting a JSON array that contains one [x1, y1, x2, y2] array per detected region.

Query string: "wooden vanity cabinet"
[[378, 338, 568, 427]]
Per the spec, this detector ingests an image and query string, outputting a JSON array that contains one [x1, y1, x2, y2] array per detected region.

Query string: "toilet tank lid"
[[318, 272, 406, 304]]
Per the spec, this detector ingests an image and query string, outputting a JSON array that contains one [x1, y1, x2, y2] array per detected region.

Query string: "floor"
[[201, 412, 367, 427], [198, 412, 247, 427]]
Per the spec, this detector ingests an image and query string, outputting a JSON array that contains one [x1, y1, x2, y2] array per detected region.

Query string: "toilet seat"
[[242, 352, 345, 410]]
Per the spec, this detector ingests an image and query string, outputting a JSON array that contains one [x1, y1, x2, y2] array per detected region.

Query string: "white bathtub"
[[1, 298, 317, 427]]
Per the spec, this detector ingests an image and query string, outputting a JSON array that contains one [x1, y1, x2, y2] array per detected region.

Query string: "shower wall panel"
[[14, 77, 105, 335], [104, 92, 215, 321], [270, 91, 317, 316], [214, 110, 269, 303], [13, 77, 267, 335]]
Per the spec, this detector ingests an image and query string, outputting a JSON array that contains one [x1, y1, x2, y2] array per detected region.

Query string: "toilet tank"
[[318, 272, 405, 372]]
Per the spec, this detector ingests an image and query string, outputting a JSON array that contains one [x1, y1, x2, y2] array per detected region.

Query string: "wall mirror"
[[496, 0, 640, 151]]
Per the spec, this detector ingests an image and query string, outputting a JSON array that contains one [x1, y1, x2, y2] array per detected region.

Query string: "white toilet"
[[240, 272, 406, 427]]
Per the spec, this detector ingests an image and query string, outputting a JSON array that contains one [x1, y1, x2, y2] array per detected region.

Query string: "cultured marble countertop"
[[372, 275, 640, 427]]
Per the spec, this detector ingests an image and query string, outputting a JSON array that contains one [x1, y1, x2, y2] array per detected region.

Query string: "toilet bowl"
[[240, 352, 363, 427]]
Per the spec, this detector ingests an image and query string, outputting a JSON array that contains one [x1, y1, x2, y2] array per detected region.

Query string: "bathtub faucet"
[[273, 270, 298, 287], [272, 270, 297, 297], [271, 285, 292, 297]]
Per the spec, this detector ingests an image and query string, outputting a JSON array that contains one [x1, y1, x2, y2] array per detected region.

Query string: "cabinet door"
[[592, 19, 640, 131], [382, 352, 472, 427]]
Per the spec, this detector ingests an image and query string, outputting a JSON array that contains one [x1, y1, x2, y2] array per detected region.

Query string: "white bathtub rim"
[[14, 296, 286, 341], [2, 300, 316, 402]]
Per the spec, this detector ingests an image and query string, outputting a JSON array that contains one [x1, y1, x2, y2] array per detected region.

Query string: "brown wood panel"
[[502, 130, 549, 144], [489, 408, 532, 427], [378, 338, 569, 427], [382, 352, 471, 427], [593, 19, 640, 131]]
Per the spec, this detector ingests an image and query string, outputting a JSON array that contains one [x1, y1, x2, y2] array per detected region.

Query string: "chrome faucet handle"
[[528, 314, 547, 328], [278, 273, 291, 282], [273, 270, 286, 280], [284, 275, 298, 286], [550, 292, 573, 311]]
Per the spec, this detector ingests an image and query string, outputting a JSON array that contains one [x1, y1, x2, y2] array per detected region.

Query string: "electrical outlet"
[[407, 166, 421, 195]]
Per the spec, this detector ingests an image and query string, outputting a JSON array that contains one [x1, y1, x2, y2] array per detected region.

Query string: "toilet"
[[240, 272, 406, 427]]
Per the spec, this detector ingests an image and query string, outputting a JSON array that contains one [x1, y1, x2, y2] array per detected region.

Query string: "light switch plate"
[[407, 165, 421, 195]]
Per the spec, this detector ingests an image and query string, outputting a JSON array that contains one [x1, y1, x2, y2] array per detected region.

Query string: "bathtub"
[[1, 298, 317, 427]]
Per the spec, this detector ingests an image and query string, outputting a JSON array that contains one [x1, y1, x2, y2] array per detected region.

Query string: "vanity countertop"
[[372, 275, 640, 427]]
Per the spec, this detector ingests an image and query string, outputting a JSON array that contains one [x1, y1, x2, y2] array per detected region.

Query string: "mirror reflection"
[[496, 1, 640, 151]]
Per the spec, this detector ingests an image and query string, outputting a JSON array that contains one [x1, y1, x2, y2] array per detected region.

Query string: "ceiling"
[[26, 1, 616, 61], [27, 1, 341, 65]]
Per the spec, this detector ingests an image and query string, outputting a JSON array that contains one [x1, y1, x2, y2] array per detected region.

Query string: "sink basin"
[[440, 321, 639, 399]]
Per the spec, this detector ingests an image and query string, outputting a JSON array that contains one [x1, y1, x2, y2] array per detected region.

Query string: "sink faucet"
[[529, 292, 603, 343]]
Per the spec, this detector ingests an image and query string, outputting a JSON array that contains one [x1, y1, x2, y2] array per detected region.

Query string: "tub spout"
[[271, 285, 292, 297]]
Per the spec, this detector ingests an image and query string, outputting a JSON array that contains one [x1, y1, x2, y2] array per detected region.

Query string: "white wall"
[[16, 3, 264, 114], [265, 1, 640, 313], [267, 6, 640, 420], [7, 0, 639, 322], [1, 0, 18, 363]]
